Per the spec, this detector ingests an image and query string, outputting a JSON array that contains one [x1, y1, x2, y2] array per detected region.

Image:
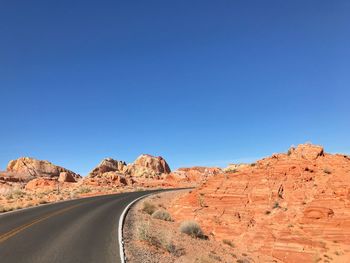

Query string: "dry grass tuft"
[[142, 201, 156, 215], [179, 221, 205, 239], [152, 209, 172, 221]]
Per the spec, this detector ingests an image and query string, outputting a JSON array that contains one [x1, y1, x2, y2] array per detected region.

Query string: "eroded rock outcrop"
[[83, 154, 172, 188], [167, 166, 222, 185], [170, 144, 350, 262], [223, 163, 250, 173], [25, 178, 58, 191], [88, 158, 127, 177], [58, 172, 77, 183], [125, 154, 171, 179], [7, 157, 81, 182]]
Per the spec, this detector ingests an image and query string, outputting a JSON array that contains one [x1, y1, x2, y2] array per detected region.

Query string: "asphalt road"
[[0, 190, 160, 263]]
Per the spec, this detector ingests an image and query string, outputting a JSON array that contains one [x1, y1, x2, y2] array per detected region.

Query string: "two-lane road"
[[0, 190, 159, 263]]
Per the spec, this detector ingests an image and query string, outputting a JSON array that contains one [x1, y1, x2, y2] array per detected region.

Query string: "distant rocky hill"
[[6, 157, 81, 182], [170, 144, 350, 262]]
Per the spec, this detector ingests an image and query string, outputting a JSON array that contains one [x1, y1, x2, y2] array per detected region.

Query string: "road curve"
[[0, 190, 160, 263]]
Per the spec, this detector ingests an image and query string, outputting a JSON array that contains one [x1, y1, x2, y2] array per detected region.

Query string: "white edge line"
[[118, 192, 153, 263], [117, 188, 192, 262]]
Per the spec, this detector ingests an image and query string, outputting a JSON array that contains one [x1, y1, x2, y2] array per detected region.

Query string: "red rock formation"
[[25, 178, 58, 191], [83, 171, 132, 188], [168, 166, 222, 185], [125, 154, 171, 179], [88, 158, 127, 177], [133, 154, 171, 174], [58, 172, 77, 183], [170, 144, 350, 262], [7, 157, 81, 182]]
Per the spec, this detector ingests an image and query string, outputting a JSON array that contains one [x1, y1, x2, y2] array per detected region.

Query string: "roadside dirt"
[[123, 190, 260, 263]]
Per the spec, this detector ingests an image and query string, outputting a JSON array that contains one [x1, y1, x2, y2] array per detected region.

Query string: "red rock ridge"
[[170, 144, 350, 262]]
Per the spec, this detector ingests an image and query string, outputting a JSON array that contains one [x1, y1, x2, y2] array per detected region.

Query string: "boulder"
[[88, 158, 126, 177], [125, 154, 171, 178], [289, 143, 324, 160], [25, 178, 57, 191], [58, 172, 76, 183], [133, 154, 171, 174]]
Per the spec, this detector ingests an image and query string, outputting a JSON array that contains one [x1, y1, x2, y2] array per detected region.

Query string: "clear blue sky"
[[0, 1, 349, 175]]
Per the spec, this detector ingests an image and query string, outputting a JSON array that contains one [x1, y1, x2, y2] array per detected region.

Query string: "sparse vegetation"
[[250, 163, 256, 167], [138, 223, 184, 257], [179, 220, 205, 239], [265, 210, 271, 215], [70, 191, 77, 199], [272, 201, 280, 209], [209, 252, 221, 261], [5, 189, 25, 200], [323, 168, 332, 174], [142, 201, 156, 215], [138, 223, 162, 247], [223, 239, 235, 247], [164, 241, 185, 257], [198, 193, 207, 207], [76, 187, 91, 194], [152, 209, 172, 221]]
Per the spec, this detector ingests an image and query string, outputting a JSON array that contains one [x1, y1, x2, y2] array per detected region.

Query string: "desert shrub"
[[12, 189, 25, 198], [250, 163, 256, 167], [323, 168, 332, 174], [13, 204, 23, 210], [152, 209, 172, 221], [5, 189, 25, 200], [198, 194, 206, 207], [5, 194, 13, 200], [142, 201, 156, 215], [138, 223, 184, 256], [138, 223, 161, 247], [265, 210, 271, 215], [77, 187, 91, 194], [70, 191, 77, 199], [209, 252, 221, 261], [179, 221, 204, 239], [273, 201, 280, 209], [223, 239, 235, 247], [164, 240, 185, 257]]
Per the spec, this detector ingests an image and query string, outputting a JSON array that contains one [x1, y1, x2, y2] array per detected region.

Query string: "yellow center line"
[[0, 203, 82, 244]]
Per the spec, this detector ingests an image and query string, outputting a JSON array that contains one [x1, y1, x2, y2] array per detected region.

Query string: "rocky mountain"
[[169, 144, 350, 262]]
